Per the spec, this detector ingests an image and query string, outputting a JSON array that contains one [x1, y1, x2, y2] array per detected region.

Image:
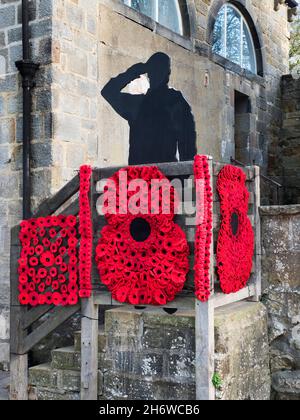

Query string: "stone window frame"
[[106, 0, 195, 50], [207, 0, 265, 80]]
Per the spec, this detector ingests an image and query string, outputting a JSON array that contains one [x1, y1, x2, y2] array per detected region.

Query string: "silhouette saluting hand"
[[126, 63, 147, 79], [101, 52, 197, 165]]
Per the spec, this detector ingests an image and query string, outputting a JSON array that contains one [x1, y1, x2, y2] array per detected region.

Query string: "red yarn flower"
[[96, 166, 189, 306], [216, 165, 254, 294], [194, 155, 213, 302]]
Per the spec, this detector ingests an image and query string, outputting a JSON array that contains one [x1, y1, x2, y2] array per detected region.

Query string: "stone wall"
[[0, 0, 293, 368], [29, 302, 270, 400], [0, 0, 53, 369], [280, 76, 300, 204], [261, 205, 300, 400]]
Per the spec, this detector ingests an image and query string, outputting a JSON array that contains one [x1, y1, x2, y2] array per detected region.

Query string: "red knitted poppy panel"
[[216, 165, 254, 294], [18, 215, 79, 307], [78, 165, 93, 298], [18, 165, 94, 307], [194, 155, 213, 302], [95, 166, 190, 306]]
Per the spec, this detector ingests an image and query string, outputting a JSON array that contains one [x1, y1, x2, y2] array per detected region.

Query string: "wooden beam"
[[81, 297, 99, 400], [93, 161, 194, 180], [22, 305, 80, 354], [213, 283, 256, 308], [33, 174, 80, 217], [10, 231, 29, 400], [195, 300, 215, 400], [93, 291, 195, 309], [23, 305, 53, 330]]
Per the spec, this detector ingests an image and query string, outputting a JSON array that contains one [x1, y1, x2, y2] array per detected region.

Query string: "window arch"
[[123, 0, 184, 35], [212, 3, 259, 74]]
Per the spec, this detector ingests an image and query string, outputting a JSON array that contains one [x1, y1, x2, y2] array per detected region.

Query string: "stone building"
[[0, 0, 299, 399]]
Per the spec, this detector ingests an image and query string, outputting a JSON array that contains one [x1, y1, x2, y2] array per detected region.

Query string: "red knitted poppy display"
[[216, 165, 254, 294], [18, 165, 93, 307], [18, 215, 79, 307], [79, 165, 93, 298], [194, 155, 213, 302], [95, 166, 190, 306]]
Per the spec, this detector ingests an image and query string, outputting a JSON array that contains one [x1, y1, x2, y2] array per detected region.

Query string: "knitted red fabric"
[[194, 155, 213, 302], [79, 165, 93, 298], [216, 165, 254, 294], [95, 166, 190, 306], [18, 215, 79, 307]]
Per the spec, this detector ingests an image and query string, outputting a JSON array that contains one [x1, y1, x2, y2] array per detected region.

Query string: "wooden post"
[[195, 300, 215, 400], [10, 354, 28, 401], [253, 166, 262, 302], [10, 226, 29, 400], [80, 297, 99, 400], [195, 157, 215, 401]]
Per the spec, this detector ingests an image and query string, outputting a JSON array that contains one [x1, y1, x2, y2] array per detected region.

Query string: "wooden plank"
[[93, 291, 195, 309], [81, 169, 99, 400], [33, 174, 80, 217], [93, 161, 195, 180], [10, 230, 29, 400], [213, 284, 256, 308], [22, 305, 80, 354], [195, 300, 215, 400], [10, 354, 28, 401], [57, 198, 79, 217], [23, 305, 53, 330], [252, 166, 262, 302], [81, 297, 99, 400]]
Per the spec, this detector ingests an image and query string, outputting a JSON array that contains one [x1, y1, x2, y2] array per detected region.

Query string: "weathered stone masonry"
[[28, 303, 270, 400], [261, 205, 300, 400], [0, 0, 294, 373], [280, 76, 300, 205], [0, 0, 53, 369]]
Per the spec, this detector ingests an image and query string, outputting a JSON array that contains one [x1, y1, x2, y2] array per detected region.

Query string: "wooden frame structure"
[[10, 159, 261, 400]]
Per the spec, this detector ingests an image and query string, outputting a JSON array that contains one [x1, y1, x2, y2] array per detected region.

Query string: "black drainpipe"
[[16, 0, 39, 219]]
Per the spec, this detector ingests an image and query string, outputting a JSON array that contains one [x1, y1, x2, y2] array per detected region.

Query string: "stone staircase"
[[29, 302, 271, 400], [29, 329, 109, 400]]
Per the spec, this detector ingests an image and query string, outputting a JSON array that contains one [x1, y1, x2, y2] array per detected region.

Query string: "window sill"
[[104, 0, 193, 51], [211, 51, 265, 85]]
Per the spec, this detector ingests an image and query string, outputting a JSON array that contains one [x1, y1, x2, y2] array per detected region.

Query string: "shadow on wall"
[[101, 52, 197, 165]]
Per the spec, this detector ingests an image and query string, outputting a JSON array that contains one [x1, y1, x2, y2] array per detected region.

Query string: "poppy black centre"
[[130, 218, 151, 242], [231, 212, 239, 236]]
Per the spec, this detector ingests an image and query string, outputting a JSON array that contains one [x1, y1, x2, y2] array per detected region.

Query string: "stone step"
[[74, 329, 107, 353], [51, 346, 113, 372], [29, 363, 103, 397], [51, 347, 80, 371], [272, 370, 300, 400]]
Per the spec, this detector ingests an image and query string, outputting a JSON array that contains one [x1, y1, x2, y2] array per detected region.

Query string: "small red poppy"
[[40, 251, 55, 268]]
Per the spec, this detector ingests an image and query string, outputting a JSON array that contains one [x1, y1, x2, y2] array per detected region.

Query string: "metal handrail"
[[230, 157, 283, 189]]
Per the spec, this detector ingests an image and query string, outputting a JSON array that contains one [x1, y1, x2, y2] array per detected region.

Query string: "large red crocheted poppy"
[[216, 165, 254, 294], [95, 166, 189, 306]]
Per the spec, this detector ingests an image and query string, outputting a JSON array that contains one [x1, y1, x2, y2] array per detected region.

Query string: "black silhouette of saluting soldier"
[[101, 52, 197, 165]]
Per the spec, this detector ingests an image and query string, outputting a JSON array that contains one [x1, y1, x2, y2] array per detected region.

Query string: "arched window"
[[212, 3, 258, 74], [123, 0, 184, 35]]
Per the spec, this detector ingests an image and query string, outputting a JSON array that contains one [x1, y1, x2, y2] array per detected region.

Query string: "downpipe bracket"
[[16, 60, 40, 89]]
